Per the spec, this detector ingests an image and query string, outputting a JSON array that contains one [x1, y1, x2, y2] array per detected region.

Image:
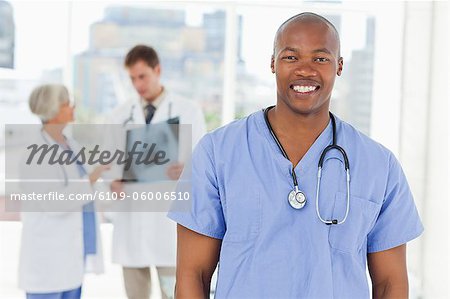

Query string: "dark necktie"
[[145, 104, 156, 124]]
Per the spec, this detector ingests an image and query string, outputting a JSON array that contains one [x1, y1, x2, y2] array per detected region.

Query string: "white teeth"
[[292, 85, 317, 93]]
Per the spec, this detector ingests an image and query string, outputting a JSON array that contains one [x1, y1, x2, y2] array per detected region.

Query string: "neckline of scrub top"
[[254, 109, 336, 178]]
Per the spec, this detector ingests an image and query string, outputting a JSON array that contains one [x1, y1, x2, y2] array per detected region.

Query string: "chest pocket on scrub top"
[[328, 191, 381, 253], [223, 188, 261, 243]]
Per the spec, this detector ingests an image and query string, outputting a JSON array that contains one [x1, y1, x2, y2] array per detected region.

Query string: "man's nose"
[[294, 62, 318, 77], [133, 80, 142, 89]]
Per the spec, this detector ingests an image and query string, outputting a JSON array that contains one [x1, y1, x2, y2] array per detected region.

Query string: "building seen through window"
[[0, 0, 14, 69], [0, 1, 377, 134], [73, 6, 241, 130]]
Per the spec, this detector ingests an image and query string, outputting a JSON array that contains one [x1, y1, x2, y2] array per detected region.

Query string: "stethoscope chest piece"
[[288, 189, 306, 209]]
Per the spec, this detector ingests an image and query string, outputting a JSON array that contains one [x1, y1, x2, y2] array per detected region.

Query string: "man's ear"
[[154, 64, 161, 76], [271, 56, 275, 74], [337, 57, 343, 76]]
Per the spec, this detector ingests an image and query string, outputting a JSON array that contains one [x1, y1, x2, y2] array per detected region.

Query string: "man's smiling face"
[[271, 19, 343, 116]]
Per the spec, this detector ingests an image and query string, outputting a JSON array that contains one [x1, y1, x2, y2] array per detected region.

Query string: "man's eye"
[[315, 57, 330, 63], [282, 56, 297, 61]]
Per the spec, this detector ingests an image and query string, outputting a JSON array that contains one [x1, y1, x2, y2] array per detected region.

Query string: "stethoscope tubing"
[[40, 129, 88, 187], [263, 106, 351, 225]]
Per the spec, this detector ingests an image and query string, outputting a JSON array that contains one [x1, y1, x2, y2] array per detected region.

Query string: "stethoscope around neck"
[[40, 129, 88, 187], [123, 104, 136, 126], [122, 102, 174, 126], [263, 106, 351, 225]]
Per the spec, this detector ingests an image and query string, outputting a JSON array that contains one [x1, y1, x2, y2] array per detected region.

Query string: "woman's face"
[[50, 101, 75, 125]]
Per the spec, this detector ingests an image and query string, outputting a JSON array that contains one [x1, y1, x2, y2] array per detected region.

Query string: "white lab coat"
[[18, 131, 104, 293], [105, 90, 206, 267]]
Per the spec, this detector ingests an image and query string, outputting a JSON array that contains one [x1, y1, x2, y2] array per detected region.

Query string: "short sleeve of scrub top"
[[367, 153, 424, 253], [168, 134, 225, 240]]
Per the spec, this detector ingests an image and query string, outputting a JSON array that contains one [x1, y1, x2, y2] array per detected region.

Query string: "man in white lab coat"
[[107, 45, 206, 299]]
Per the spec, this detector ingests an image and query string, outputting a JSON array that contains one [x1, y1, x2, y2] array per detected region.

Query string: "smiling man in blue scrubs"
[[168, 12, 423, 298]]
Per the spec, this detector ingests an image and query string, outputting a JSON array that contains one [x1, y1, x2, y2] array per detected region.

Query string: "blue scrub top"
[[168, 110, 423, 298]]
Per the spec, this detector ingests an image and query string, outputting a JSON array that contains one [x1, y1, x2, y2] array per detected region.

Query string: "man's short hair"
[[124, 45, 160, 68], [273, 12, 341, 56]]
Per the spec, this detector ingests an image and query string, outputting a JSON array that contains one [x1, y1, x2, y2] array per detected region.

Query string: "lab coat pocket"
[[328, 192, 381, 253], [223, 192, 261, 243]]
